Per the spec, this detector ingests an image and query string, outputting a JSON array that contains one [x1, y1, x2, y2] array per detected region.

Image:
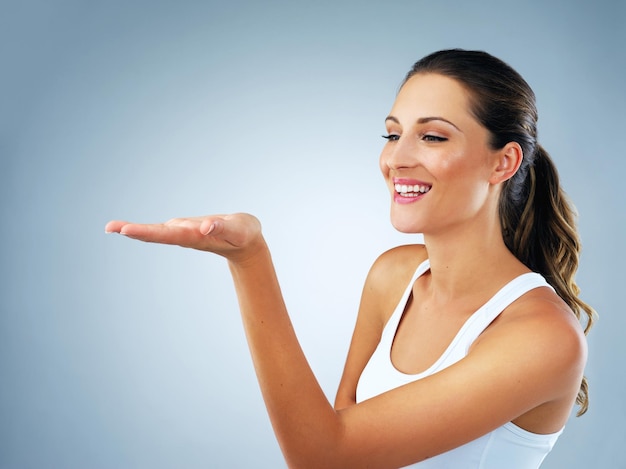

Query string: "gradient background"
[[1, 0, 624, 467]]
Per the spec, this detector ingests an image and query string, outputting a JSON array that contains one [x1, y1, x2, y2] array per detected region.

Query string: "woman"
[[106, 49, 595, 468]]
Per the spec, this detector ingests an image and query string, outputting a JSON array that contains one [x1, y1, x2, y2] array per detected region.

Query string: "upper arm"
[[330, 294, 587, 468], [334, 244, 427, 410]]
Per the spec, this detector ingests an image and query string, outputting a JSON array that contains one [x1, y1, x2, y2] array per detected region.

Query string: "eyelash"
[[423, 135, 447, 142], [381, 134, 400, 141], [381, 134, 448, 142]]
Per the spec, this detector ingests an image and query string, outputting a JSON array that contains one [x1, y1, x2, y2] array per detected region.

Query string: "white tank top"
[[356, 259, 563, 468]]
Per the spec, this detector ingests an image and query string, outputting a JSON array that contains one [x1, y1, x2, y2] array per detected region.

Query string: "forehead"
[[390, 73, 473, 123]]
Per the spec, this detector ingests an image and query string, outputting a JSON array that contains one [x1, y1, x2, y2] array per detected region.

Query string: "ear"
[[489, 142, 523, 185]]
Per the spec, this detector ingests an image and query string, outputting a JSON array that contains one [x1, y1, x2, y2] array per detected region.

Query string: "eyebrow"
[[385, 115, 462, 132]]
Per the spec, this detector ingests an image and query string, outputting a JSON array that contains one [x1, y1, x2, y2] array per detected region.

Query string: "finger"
[[105, 220, 130, 233], [117, 222, 200, 246]]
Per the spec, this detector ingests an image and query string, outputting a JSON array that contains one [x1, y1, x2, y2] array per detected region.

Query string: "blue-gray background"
[[1, 0, 624, 467]]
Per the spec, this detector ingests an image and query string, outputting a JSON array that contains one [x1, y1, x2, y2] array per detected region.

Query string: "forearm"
[[227, 240, 342, 468]]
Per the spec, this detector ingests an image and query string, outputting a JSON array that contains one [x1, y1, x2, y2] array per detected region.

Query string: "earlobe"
[[489, 142, 523, 184]]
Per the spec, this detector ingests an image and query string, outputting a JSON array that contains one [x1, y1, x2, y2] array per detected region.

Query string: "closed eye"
[[423, 134, 447, 142]]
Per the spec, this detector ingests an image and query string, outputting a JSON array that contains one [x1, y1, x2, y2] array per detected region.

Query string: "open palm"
[[105, 213, 264, 262]]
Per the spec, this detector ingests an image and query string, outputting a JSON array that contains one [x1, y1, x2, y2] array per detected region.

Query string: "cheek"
[[436, 150, 481, 182]]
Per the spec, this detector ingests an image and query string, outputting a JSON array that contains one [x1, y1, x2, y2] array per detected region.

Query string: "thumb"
[[199, 213, 261, 249], [200, 218, 224, 236]]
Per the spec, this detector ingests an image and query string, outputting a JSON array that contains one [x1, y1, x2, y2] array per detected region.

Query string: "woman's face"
[[380, 73, 500, 235]]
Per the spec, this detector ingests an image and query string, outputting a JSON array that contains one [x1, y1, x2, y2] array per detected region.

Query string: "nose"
[[380, 136, 418, 172]]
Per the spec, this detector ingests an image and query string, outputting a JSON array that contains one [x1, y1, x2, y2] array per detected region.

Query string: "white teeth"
[[394, 183, 431, 195]]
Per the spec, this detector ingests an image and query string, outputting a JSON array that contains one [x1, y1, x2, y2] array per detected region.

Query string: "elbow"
[[281, 414, 351, 469]]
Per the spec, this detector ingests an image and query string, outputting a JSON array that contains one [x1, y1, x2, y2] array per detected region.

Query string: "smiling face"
[[380, 73, 503, 235]]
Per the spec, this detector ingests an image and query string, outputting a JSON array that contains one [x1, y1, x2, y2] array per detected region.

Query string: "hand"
[[105, 213, 265, 264]]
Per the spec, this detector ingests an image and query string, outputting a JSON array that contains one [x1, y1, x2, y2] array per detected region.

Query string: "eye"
[[422, 134, 447, 142], [382, 134, 400, 142]]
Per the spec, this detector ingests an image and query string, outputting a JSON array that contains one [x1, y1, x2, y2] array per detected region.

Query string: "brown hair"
[[404, 49, 596, 415]]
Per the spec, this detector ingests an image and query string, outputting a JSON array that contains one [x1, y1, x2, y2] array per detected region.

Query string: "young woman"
[[106, 49, 595, 468]]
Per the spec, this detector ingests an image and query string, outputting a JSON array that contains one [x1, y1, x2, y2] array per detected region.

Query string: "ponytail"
[[500, 145, 596, 415]]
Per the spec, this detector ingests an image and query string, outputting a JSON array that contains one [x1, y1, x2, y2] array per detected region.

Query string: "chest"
[[390, 292, 481, 375]]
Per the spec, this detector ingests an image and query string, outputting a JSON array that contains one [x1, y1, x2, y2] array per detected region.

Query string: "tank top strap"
[[380, 258, 431, 341], [457, 272, 554, 354]]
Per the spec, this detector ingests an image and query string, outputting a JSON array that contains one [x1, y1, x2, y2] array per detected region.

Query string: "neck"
[[422, 213, 527, 301]]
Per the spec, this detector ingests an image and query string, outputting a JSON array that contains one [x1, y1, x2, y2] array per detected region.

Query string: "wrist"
[[227, 236, 272, 270]]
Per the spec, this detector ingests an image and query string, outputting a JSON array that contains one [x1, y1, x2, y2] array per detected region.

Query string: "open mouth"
[[394, 183, 431, 198]]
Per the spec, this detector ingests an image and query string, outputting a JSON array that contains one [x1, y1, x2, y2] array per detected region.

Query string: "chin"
[[389, 203, 424, 232], [390, 217, 423, 234]]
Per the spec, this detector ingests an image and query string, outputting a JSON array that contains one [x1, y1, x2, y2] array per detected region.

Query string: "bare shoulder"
[[367, 244, 428, 291], [497, 287, 586, 356], [475, 286, 587, 400], [364, 244, 428, 320]]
